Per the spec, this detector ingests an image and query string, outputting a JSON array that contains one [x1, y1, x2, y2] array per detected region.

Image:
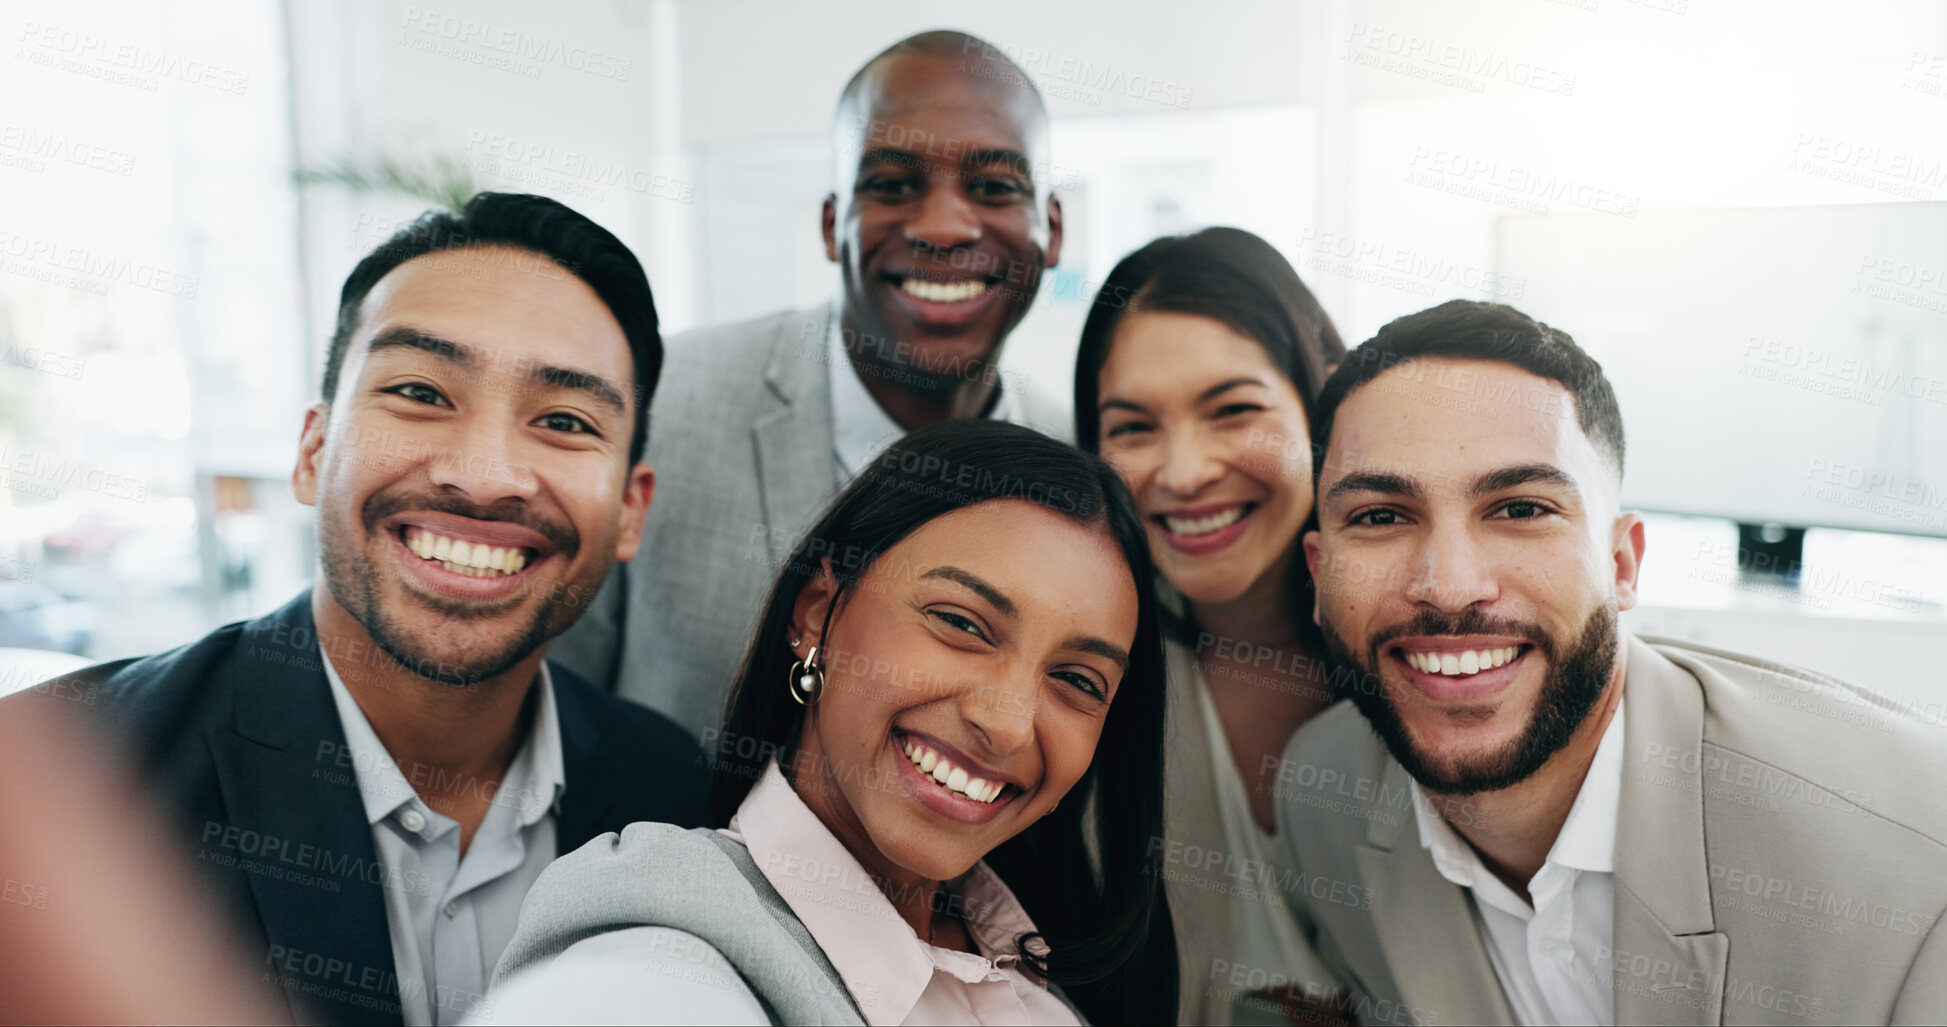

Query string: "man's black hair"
[[1311, 299, 1625, 486], [322, 192, 661, 464]]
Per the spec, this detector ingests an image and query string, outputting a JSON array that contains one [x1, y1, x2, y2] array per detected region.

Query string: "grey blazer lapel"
[[753, 306, 838, 565], [1354, 760, 1517, 1025], [1612, 637, 1729, 1025]]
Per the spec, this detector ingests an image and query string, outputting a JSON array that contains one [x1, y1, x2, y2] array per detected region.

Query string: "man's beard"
[[318, 489, 579, 688], [1321, 603, 1618, 796]]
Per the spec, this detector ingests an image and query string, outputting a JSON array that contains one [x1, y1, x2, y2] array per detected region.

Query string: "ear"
[[291, 403, 329, 507], [1302, 529, 1326, 627], [611, 462, 657, 563], [821, 194, 839, 263], [790, 558, 839, 656], [1043, 193, 1064, 269], [1611, 512, 1647, 612]]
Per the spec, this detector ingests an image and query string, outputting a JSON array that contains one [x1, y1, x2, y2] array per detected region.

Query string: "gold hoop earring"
[[788, 646, 824, 706]]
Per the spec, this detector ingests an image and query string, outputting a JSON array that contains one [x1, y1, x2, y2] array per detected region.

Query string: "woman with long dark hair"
[[486, 420, 1176, 1025], [1075, 227, 1349, 1025]]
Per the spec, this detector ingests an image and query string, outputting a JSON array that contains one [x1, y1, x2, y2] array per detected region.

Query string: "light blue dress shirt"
[[322, 649, 565, 1026]]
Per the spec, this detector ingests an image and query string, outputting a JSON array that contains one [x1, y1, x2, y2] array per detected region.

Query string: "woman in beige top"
[[485, 421, 1177, 1025], [1075, 227, 1351, 1025]]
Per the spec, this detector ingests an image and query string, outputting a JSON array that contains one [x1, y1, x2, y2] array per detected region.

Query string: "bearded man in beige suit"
[[1275, 300, 1946, 1025]]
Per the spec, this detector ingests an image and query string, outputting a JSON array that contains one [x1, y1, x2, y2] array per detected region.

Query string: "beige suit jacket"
[[1275, 635, 1947, 1025]]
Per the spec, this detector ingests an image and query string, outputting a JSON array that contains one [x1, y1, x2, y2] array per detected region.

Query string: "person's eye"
[[536, 412, 597, 436], [1492, 500, 1556, 520], [863, 177, 919, 198], [1214, 403, 1264, 418], [968, 176, 1025, 199], [384, 382, 447, 406], [929, 609, 989, 641], [1349, 507, 1402, 527], [1102, 421, 1153, 440], [1051, 669, 1106, 700]]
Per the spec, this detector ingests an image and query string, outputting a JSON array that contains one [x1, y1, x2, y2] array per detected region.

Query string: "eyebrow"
[[858, 146, 1034, 180], [921, 566, 1130, 670], [922, 565, 1015, 618], [1470, 463, 1578, 499], [368, 325, 472, 365], [367, 325, 627, 415], [1325, 463, 1581, 503], [1098, 377, 1267, 416], [1064, 635, 1130, 671]]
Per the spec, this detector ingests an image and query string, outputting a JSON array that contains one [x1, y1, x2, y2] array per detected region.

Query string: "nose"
[[1402, 521, 1499, 613], [423, 416, 539, 506], [958, 664, 1037, 758], [1156, 426, 1225, 500], [902, 182, 982, 253]]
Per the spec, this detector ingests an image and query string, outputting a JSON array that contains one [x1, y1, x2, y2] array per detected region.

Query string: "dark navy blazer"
[[54, 591, 708, 1025]]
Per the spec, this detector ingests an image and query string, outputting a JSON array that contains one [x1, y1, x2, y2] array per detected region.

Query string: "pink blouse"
[[720, 760, 1083, 1026]]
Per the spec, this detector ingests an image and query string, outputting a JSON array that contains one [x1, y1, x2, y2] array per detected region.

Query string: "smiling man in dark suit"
[[23, 193, 706, 1026]]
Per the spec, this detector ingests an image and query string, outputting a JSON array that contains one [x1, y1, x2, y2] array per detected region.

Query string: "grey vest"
[[492, 823, 866, 1025]]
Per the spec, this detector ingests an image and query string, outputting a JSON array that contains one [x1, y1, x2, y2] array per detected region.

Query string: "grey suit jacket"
[[549, 304, 1071, 740], [1276, 635, 1947, 1025]]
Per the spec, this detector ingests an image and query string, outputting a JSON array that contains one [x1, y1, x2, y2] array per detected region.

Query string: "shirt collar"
[[826, 306, 1014, 484], [729, 759, 1047, 1026], [1413, 697, 1625, 887], [320, 647, 566, 831]]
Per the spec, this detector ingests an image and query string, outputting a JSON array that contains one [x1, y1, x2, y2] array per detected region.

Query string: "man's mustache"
[[362, 489, 579, 558], [1366, 608, 1556, 663]]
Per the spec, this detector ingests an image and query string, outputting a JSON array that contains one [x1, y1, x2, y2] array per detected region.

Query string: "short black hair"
[[1312, 299, 1625, 486], [322, 192, 662, 464], [835, 30, 1045, 122]]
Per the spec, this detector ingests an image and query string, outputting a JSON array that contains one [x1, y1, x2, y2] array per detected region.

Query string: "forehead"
[[1102, 312, 1288, 392], [880, 499, 1135, 621], [839, 52, 1046, 162], [350, 246, 632, 383], [1323, 357, 1600, 494]]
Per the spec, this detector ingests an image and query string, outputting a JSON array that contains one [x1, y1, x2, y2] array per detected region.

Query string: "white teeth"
[[900, 737, 1006, 803], [405, 528, 530, 577], [900, 277, 989, 303], [1162, 505, 1247, 537], [1406, 646, 1523, 677]]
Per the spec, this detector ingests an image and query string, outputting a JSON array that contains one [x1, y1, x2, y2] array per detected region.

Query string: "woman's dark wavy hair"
[[1073, 226, 1346, 653], [711, 419, 1177, 1025]]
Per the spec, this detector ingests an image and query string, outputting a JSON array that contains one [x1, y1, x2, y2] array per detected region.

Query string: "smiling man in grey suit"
[[549, 30, 1069, 738], [1275, 300, 1945, 1025]]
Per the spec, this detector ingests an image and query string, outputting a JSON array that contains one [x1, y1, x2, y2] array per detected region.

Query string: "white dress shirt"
[[826, 310, 1020, 485], [1412, 700, 1625, 1026], [322, 651, 565, 1026]]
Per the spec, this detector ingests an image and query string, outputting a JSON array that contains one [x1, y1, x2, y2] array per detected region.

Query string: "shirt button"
[[443, 900, 459, 918], [398, 808, 427, 833]]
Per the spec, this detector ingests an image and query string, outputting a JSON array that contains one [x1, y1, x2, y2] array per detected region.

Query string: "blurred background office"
[[1, 0, 1942, 710]]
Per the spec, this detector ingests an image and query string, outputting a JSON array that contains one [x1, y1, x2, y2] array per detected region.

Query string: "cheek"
[[1100, 448, 1154, 494], [1038, 713, 1105, 794]]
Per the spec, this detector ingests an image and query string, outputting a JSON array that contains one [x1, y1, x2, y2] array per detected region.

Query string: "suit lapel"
[[1611, 637, 1728, 1025], [552, 668, 615, 851], [215, 595, 401, 1026], [753, 305, 839, 565], [1355, 760, 1517, 1025]]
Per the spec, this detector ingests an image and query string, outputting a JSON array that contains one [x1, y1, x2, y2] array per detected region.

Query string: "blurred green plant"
[[293, 154, 477, 212]]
